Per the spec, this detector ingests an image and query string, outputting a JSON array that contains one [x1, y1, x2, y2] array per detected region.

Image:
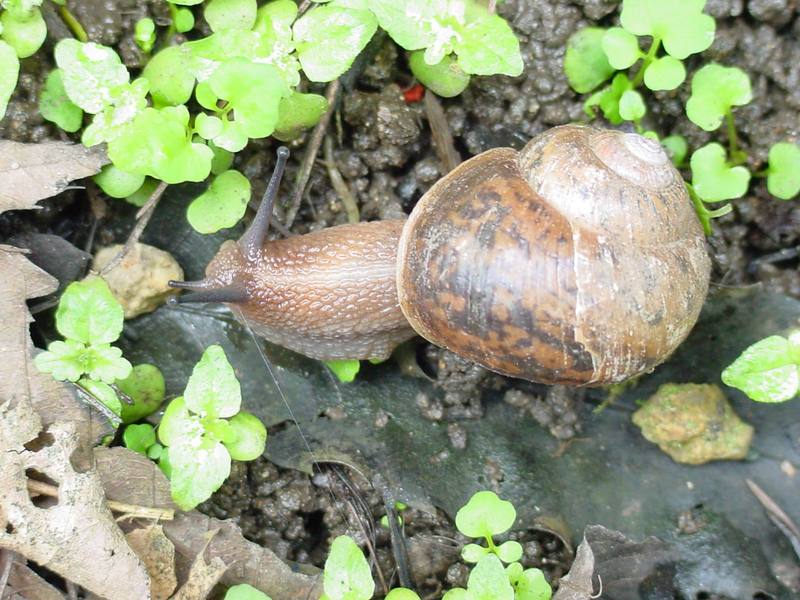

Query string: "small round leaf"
[[564, 27, 615, 94], [455, 491, 516, 539], [323, 536, 375, 600], [225, 411, 267, 461], [618, 89, 646, 121], [183, 345, 242, 418], [187, 169, 251, 234], [690, 143, 751, 202], [643, 55, 685, 91], [601, 27, 641, 70], [767, 142, 800, 200]]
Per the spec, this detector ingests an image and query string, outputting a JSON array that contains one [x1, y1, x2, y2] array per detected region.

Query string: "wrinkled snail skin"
[[174, 124, 711, 386], [202, 219, 416, 361], [398, 125, 710, 384]]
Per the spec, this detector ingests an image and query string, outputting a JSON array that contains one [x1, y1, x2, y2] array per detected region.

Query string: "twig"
[[323, 135, 360, 224], [99, 181, 168, 276], [374, 474, 413, 590], [0, 550, 12, 598], [423, 91, 461, 174], [284, 80, 342, 229], [27, 479, 175, 521], [746, 479, 800, 558]]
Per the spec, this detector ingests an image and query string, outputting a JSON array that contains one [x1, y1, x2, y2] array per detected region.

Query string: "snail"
[[169, 125, 711, 385]]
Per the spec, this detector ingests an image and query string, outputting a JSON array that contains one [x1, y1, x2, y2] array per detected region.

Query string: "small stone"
[[91, 243, 183, 319], [632, 383, 754, 465]]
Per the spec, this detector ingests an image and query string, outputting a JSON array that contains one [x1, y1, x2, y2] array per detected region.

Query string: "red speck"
[[403, 84, 425, 103]]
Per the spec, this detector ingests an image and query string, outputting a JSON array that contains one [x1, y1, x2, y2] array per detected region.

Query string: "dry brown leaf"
[[169, 533, 227, 600], [164, 513, 323, 600], [3, 553, 66, 600], [94, 447, 176, 511], [553, 534, 596, 600], [0, 247, 149, 600], [0, 247, 112, 454], [127, 525, 178, 600], [0, 141, 107, 213]]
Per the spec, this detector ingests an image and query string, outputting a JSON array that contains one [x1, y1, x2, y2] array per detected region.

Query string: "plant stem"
[[166, 1, 178, 38], [725, 109, 748, 166], [632, 37, 661, 88], [485, 535, 497, 553], [59, 3, 88, 42]]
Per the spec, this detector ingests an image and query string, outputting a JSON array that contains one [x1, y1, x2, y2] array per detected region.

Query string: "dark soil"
[[3, 0, 799, 596]]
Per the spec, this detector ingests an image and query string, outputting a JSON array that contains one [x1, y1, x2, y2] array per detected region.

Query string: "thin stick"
[[284, 80, 342, 229], [99, 181, 168, 276], [323, 135, 360, 224], [423, 91, 461, 174], [27, 479, 175, 521], [0, 550, 12, 598]]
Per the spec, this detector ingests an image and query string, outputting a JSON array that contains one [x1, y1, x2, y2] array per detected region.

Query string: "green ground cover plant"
[[13, 0, 521, 234], [723, 332, 800, 404], [563, 0, 800, 234]]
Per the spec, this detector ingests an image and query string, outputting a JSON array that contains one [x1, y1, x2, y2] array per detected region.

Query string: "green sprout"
[[224, 584, 271, 600], [686, 64, 752, 139], [325, 359, 362, 383], [321, 535, 375, 600], [690, 143, 750, 202], [408, 51, 471, 99], [134, 18, 156, 54], [722, 333, 800, 404], [0, 0, 49, 118], [765, 142, 800, 200], [157, 345, 267, 510], [39, 69, 83, 132], [123, 423, 164, 460], [566, 0, 714, 125], [33, 278, 168, 423], [455, 491, 522, 565]]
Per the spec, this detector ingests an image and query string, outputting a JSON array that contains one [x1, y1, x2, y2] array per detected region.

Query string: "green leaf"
[[323, 536, 375, 600], [168, 435, 231, 510], [209, 58, 288, 139], [324, 359, 361, 383], [766, 142, 800, 200], [134, 17, 156, 53], [184, 345, 242, 418], [147, 443, 163, 460], [39, 69, 83, 132], [409, 50, 470, 98], [142, 45, 196, 107], [0, 7, 46, 58], [117, 363, 166, 423], [661, 135, 688, 166], [722, 335, 800, 403], [643, 55, 685, 91], [293, 4, 377, 82], [584, 73, 632, 125], [618, 89, 646, 121], [124, 423, 157, 455], [620, 0, 715, 59], [686, 64, 751, 132], [224, 411, 267, 461], [455, 491, 516, 539], [54, 39, 129, 114], [461, 543, 489, 564], [441, 590, 469, 600], [455, 3, 523, 77], [195, 113, 224, 140], [690, 143, 751, 202], [158, 396, 204, 446], [55, 278, 125, 345], [508, 567, 551, 600], [601, 27, 641, 70], [168, 0, 203, 5], [224, 584, 271, 600], [125, 178, 159, 208], [94, 165, 146, 199], [384, 590, 421, 600], [84, 343, 132, 383], [187, 169, 251, 234], [78, 377, 123, 416], [205, 0, 257, 32], [564, 27, 615, 94], [496, 540, 523, 564], [82, 78, 150, 146], [174, 7, 195, 33], [209, 142, 234, 175], [34, 339, 90, 382], [466, 554, 514, 600], [368, 1, 439, 51], [0, 40, 20, 119], [107, 106, 213, 184], [274, 91, 328, 140]]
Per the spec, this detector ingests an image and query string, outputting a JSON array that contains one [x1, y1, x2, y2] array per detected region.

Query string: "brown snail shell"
[[396, 125, 710, 385]]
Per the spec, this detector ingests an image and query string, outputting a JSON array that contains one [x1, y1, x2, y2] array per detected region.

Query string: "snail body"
[[172, 125, 710, 385]]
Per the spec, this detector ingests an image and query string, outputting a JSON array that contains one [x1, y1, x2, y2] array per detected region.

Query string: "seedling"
[[157, 345, 267, 510], [566, 0, 714, 125], [722, 332, 800, 404], [321, 535, 375, 600], [455, 491, 521, 564], [325, 359, 362, 383], [123, 423, 164, 460], [134, 18, 156, 54], [34, 278, 166, 423], [765, 143, 800, 200], [224, 584, 271, 600], [0, 0, 48, 117]]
